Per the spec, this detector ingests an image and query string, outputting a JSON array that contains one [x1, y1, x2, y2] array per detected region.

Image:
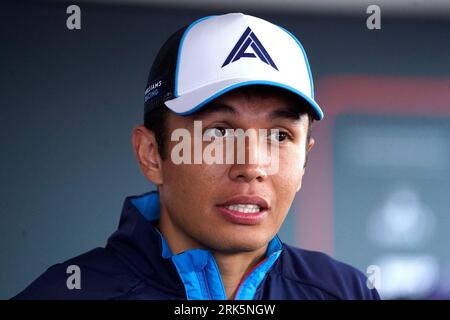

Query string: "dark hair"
[[144, 104, 170, 160], [144, 86, 314, 167]]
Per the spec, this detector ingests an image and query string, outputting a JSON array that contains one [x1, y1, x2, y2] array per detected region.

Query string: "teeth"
[[225, 204, 261, 213]]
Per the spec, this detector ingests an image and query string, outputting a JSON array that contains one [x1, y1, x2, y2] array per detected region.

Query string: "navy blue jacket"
[[13, 192, 380, 300]]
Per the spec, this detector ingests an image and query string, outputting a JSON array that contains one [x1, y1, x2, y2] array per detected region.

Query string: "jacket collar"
[[108, 191, 283, 300]]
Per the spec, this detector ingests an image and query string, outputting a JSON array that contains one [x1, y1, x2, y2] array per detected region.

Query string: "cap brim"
[[164, 78, 324, 120]]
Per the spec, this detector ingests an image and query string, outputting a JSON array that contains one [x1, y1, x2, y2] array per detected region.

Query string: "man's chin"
[[206, 236, 271, 254]]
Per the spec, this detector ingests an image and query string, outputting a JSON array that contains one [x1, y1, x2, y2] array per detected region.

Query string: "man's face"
[[157, 89, 313, 254]]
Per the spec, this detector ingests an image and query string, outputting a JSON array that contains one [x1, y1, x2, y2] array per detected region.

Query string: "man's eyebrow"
[[192, 102, 236, 119], [269, 106, 303, 121]]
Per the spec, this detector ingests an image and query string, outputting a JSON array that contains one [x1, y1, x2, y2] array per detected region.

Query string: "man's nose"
[[229, 164, 268, 183], [228, 139, 269, 183]]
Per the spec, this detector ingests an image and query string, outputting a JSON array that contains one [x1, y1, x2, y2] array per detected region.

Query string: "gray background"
[[1, 1, 449, 298], [333, 116, 450, 298]]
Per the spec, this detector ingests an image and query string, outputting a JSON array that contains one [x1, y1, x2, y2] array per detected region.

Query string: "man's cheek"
[[278, 171, 303, 198], [276, 155, 303, 180], [162, 164, 193, 195]]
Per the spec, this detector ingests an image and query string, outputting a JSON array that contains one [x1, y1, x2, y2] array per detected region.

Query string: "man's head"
[[133, 13, 323, 254], [133, 86, 314, 253]]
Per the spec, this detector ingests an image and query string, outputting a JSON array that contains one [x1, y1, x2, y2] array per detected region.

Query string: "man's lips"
[[216, 195, 270, 225]]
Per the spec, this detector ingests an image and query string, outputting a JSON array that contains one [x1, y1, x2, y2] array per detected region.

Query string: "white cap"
[[154, 13, 323, 120]]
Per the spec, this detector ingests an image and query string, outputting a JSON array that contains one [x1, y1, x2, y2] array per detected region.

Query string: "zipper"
[[232, 256, 269, 300], [202, 268, 213, 299]]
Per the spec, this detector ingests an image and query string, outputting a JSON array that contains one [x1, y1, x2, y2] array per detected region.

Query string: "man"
[[14, 13, 379, 300]]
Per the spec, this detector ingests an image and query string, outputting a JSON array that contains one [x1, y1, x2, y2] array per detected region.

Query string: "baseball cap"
[[144, 13, 324, 121]]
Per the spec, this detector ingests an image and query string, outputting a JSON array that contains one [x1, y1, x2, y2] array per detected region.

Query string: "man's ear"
[[132, 125, 163, 185], [297, 137, 315, 192], [307, 137, 315, 153]]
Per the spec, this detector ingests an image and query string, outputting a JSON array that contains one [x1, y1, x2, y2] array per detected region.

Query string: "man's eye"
[[269, 131, 291, 142], [204, 127, 232, 139]]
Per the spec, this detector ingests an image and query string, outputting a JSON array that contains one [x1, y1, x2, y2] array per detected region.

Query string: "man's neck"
[[213, 247, 267, 299]]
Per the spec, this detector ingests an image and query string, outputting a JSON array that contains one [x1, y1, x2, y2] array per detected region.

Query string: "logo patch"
[[144, 78, 165, 104], [222, 27, 278, 71]]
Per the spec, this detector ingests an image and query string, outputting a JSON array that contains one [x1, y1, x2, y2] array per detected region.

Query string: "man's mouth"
[[216, 196, 269, 225]]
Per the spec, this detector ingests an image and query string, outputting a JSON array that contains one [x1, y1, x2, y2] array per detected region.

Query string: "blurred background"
[[1, 0, 449, 299]]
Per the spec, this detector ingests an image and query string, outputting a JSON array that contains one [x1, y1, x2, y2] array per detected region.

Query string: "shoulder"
[[12, 247, 142, 300], [271, 244, 380, 300]]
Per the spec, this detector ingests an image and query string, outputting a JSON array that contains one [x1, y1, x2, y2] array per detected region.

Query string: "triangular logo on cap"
[[222, 27, 278, 71]]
